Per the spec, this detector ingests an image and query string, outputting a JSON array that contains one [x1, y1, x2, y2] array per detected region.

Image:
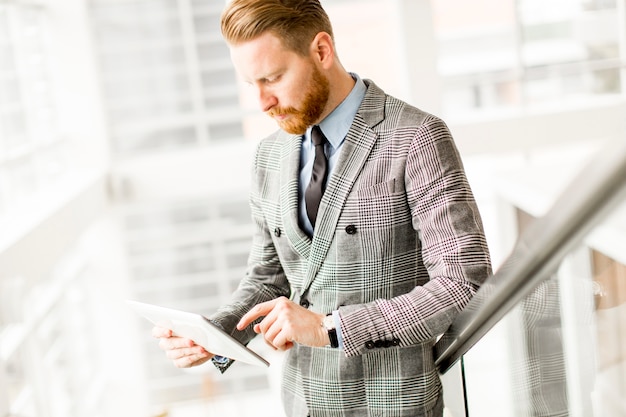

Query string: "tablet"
[[127, 300, 270, 367]]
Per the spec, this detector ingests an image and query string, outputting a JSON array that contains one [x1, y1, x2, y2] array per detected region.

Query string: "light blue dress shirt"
[[298, 73, 366, 349]]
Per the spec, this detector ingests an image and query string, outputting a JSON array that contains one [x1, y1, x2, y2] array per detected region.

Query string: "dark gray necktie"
[[305, 125, 328, 228]]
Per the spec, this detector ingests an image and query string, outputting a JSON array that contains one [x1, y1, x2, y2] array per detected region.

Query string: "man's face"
[[230, 32, 330, 135]]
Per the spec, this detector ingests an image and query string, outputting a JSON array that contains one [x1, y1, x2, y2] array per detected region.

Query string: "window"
[[432, 0, 625, 117], [88, 0, 245, 155], [0, 3, 67, 219]]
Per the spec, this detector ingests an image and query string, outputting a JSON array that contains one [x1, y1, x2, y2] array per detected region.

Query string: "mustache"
[[266, 106, 299, 118]]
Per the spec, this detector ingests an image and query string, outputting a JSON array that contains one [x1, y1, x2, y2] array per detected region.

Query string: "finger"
[[261, 336, 294, 351], [152, 326, 173, 338], [165, 344, 206, 360], [172, 350, 213, 368], [255, 306, 280, 335], [278, 340, 295, 351], [258, 310, 296, 350], [267, 327, 293, 351], [260, 316, 283, 344], [263, 338, 278, 351], [237, 299, 279, 330], [158, 335, 195, 351]]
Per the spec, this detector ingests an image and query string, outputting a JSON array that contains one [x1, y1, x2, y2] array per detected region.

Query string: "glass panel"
[[461, 194, 626, 417], [590, 251, 626, 414]]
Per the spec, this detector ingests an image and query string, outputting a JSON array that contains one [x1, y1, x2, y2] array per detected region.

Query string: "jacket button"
[[365, 341, 375, 349], [300, 299, 310, 309], [374, 340, 384, 348], [392, 338, 400, 346], [345, 224, 357, 235], [274, 227, 281, 237]]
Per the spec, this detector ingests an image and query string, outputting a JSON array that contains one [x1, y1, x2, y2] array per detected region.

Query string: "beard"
[[266, 64, 330, 135]]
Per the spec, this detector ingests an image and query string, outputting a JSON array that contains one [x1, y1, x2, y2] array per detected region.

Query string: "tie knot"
[[311, 125, 326, 146]]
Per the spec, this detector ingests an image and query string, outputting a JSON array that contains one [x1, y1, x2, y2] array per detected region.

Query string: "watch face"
[[323, 314, 335, 330]]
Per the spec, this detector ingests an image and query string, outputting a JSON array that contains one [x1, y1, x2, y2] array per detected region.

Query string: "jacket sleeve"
[[338, 115, 492, 357]]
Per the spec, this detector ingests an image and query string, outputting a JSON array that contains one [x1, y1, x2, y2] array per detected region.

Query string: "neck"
[[318, 68, 355, 123]]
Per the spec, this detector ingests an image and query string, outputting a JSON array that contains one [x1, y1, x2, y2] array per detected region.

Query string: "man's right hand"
[[152, 326, 214, 368]]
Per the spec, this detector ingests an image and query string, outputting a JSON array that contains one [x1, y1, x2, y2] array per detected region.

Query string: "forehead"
[[229, 32, 305, 81]]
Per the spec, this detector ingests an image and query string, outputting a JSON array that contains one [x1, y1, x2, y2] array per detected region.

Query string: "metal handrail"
[[434, 134, 626, 373]]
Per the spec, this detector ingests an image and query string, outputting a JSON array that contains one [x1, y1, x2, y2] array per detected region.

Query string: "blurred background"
[[0, 0, 625, 416]]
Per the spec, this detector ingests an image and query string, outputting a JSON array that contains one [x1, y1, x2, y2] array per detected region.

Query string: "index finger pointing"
[[237, 299, 277, 330]]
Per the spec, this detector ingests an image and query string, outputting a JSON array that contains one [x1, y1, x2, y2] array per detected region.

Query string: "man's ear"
[[310, 32, 334, 69]]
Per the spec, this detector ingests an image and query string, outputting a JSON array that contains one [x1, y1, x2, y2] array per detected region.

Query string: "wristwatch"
[[323, 314, 339, 348]]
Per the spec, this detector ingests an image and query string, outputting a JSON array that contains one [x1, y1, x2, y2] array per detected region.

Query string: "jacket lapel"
[[279, 132, 312, 259], [300, 80, 386, 295]]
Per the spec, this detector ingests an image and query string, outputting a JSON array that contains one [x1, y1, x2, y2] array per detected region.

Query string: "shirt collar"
[[308, 73, 366, 149]]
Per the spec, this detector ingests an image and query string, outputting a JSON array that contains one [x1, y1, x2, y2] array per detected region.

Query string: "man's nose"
[[258, 87, 278, 112]]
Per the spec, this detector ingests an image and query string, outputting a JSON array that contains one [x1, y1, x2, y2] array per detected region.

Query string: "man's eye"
[[266, 75, 281, 83]]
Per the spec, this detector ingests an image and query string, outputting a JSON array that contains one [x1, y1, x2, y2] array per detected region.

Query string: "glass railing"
[[435, 135, 626, 416]]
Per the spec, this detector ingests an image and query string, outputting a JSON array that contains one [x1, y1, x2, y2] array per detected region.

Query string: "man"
[[153, 1, 492, 416]]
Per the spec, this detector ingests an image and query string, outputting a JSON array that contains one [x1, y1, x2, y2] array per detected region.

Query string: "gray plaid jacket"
[[210, 80, 492, 417]]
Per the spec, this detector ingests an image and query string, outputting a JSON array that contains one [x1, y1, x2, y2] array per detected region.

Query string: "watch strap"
[[323, 314, 339, 348], [327, 326, 339, 348]]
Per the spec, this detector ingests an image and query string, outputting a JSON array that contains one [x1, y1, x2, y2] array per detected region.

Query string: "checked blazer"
[[210, 79, 492, 417]]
